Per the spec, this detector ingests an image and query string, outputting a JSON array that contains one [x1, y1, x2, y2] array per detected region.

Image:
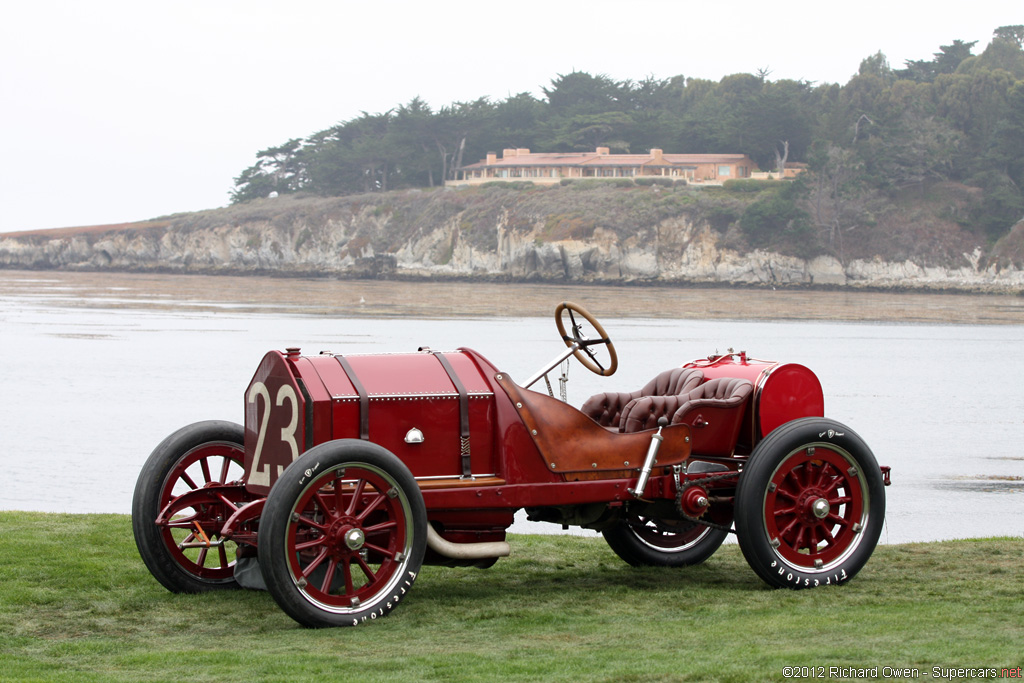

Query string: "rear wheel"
[[603, 513, 728, 567], [131, 420, 246, 593], [258, 440, 427, 628], [735, 418, 885, 589]]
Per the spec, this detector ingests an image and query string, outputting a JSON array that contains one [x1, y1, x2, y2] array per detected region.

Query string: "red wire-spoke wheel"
[[132, 421, 248, 592], [735, 418, 886, 589], [259, 440, 427, 628], [603, 513, 729, 567]]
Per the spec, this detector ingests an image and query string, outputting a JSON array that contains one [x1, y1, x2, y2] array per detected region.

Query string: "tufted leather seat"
[[621, 377, 754, 456], [581, 368, 704, 431]]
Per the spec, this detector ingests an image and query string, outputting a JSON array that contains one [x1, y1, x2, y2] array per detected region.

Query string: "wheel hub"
[[325, 518, 365, 555], [344, 528, 366, 550], [795, 489, 830, 522]]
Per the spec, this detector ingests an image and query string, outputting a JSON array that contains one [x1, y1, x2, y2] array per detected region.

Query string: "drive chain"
[[674, 468, 741, 533]]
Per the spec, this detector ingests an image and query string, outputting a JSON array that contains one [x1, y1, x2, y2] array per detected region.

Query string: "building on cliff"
[[448, 147, 799, 186]]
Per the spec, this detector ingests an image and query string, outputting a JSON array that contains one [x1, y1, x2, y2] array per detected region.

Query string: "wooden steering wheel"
[[554, 302, 618, 377]]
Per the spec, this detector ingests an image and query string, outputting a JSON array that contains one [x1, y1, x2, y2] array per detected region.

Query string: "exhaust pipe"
[[426, 525, 510, 560]]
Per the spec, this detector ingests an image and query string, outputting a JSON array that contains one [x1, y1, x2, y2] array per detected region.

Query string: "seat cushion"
[[620, 377, 753, 452], [581, 368, 703, 429]]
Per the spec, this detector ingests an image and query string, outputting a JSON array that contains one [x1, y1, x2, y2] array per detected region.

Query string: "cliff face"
[[2, 188, 1022, 293]]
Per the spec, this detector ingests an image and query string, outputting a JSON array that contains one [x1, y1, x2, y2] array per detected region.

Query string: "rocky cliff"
[[2, 185, 1022, 293]]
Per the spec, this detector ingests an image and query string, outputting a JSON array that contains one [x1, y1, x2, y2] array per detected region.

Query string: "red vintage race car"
[[133, 302, 890, 627]]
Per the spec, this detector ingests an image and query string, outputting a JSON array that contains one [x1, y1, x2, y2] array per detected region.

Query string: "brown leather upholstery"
[[495, 373, 692, 475], [581, 368, 704, 430], [621, 377, 754, 456]]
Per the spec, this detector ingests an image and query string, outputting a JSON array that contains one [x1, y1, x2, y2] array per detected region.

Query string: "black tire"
[[603, 514, 728, 567], [735, 418, 885, 589], [132, 420, 246, 593], [258, 439, 427, 628]]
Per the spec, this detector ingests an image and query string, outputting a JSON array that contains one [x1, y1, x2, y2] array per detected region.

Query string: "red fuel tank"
[[684, 352, 824, 450], [243, 347, 497, 494]]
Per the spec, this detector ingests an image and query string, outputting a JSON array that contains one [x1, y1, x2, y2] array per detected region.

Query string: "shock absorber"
[[628, 417, 668, 499]]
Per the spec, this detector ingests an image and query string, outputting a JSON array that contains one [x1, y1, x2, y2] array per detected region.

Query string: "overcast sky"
[[2, 1, 1020, 234]]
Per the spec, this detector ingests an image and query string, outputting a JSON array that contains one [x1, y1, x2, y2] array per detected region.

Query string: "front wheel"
[[258, 440, 427, 628], [131, 420, 246, 593], [603, 514, 728, 567], [735, 418, 885, 589]]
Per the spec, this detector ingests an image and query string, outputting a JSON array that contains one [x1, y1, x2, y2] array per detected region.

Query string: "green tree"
[[542, 71, 629, 115], [346, 112, 396, 193], [858, 51, 896, 81], [230, 138, 306, 202], [816, 54, 893, 149], [739, 182, 814, 256], [302, 112, 398, 195], [546, 111, 635, 151], [968, 80, 1024, 239], [970, 170, 1024, 240], [620, 76, 686, 152], [230, 164, 277, 203], [990, 81, 1024, 182], [897, 39, 976, 82], [490, 92, 546, 151], [978, 25, 1024, 77], [434, 98, 494, 181], [752, 79, 817, 172], [861, 93, 963, 188], [540, 72, 635, 151], [802, 142, 877, 262], [934, 67, 1018, 179], [391, 97, 440, 187]]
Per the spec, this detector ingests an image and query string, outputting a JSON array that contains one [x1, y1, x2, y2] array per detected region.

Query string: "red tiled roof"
[[665, 154, 749, 162], [459, 150, 752, 170], [460, 153, 586, 169], [580, 154, 663, 166]]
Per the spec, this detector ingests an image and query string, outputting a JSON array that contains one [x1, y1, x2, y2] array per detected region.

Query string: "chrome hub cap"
[[811, 497, 831, 519], [344, 528, 366, 550]]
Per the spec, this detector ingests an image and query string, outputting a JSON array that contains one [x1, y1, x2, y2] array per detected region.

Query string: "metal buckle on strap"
[[430, 351, 472, 478]]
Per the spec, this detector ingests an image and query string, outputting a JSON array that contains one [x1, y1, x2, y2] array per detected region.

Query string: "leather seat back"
[[581, 368, 703, 429], [620, 377, 753, 456]]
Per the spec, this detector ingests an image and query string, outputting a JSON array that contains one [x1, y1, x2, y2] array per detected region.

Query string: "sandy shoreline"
[[2, 268, 1023, 325]]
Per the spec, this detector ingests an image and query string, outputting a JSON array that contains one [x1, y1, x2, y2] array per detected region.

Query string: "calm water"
[[1, 270, 1022, 544]]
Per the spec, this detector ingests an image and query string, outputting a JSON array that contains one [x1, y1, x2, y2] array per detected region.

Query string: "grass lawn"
[[0, 512, 1021, 682]]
